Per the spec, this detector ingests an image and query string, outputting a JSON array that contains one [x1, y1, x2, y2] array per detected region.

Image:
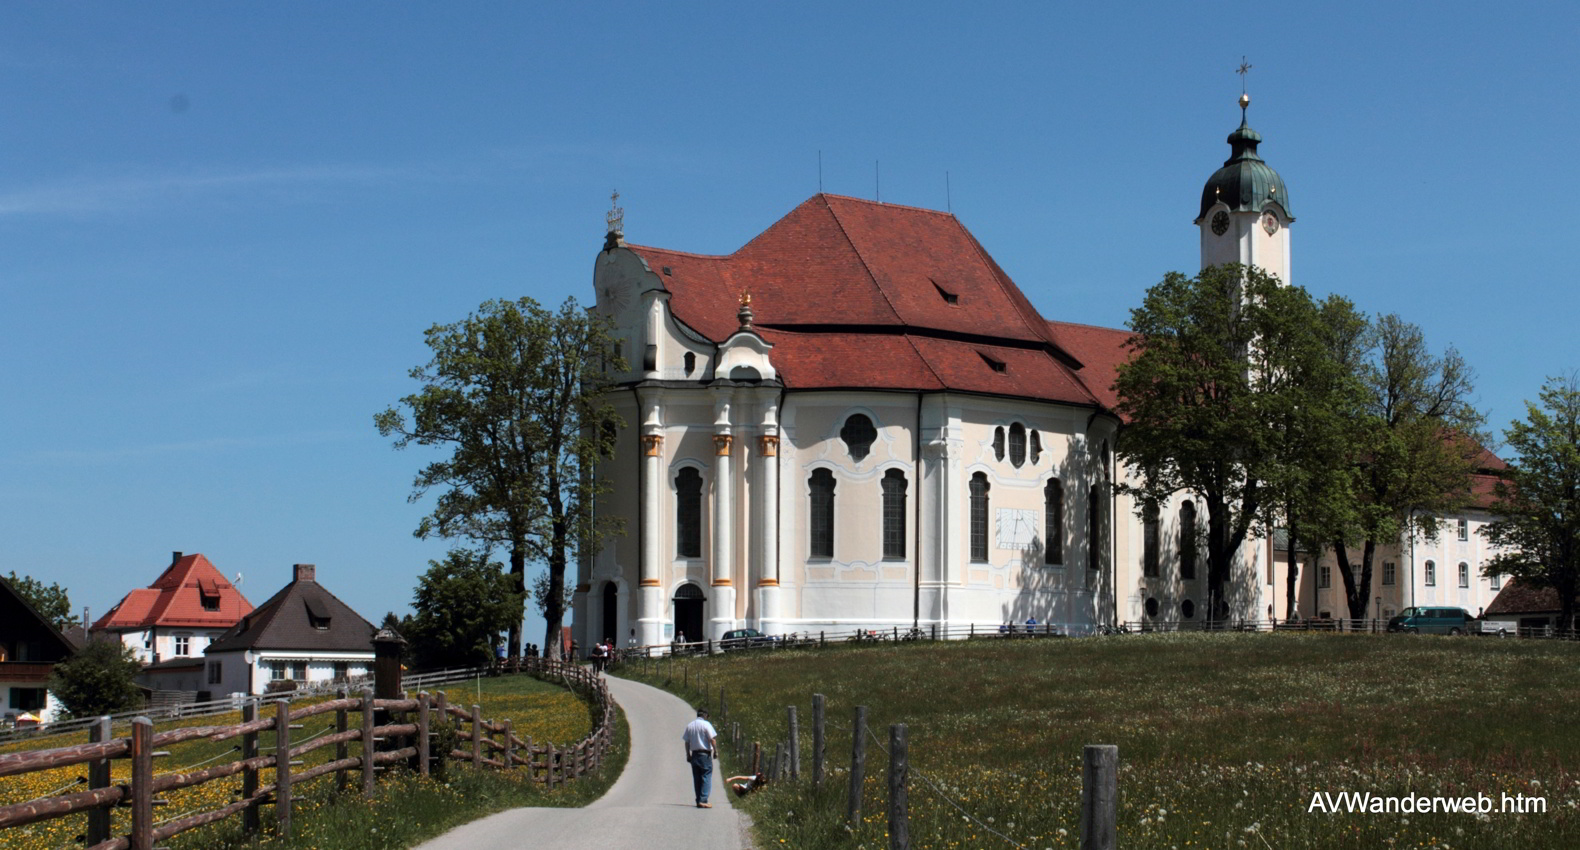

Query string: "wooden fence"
[[0, 658, 613, 850]]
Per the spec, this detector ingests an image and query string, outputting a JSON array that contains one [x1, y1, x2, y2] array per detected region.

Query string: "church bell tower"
[[1196, 90, 1293, 284]]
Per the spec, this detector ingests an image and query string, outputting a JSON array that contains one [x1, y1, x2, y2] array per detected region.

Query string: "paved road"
[[415, 674, 747, 850]]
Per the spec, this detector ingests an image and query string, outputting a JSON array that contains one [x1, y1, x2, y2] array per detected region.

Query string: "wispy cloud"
[[15, 430, 358, 465], [0, 162, 451, 217]]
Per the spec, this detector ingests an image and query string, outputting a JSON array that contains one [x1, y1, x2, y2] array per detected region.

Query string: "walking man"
[[681, 707, 719, 808]]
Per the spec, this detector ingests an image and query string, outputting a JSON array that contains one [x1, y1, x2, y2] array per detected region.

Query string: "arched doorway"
[[673, 583, 705, 645], [600, 582, 618, 645]]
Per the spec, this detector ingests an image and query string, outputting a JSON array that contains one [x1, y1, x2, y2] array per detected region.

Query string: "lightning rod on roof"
[[875, 160, 881, 204], [818, 150, 823, 193], [946, 171, 952, 213]]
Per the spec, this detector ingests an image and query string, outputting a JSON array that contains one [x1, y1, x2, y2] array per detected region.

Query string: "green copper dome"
[[1197, 104, 1292, 222]]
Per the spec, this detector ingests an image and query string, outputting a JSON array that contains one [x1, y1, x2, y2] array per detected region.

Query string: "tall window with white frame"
[[1459, 562, 1470, 588], [1424, 560, 1437, 586], [1383, 561, 1396, 586], [1007, 423, 1027, 467], [1319, 563, 1332, 589], [1087, 484, 1103, 572], [173, 634, 190, 656], [676, 467, 703, 559], [881, 469, 907, 560], [810, 468, 836, 558], [1044, 478, 1064, 565], [1458, 518, 1469, 541], [1142, 502, 1160, 577], [1490, 571, 1501, 590], [1179, 501, 1197, 581], [969, 473, 990, 562]]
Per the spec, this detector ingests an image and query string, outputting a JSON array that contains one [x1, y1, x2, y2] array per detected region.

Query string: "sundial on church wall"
[[599, 281, 632, 315]]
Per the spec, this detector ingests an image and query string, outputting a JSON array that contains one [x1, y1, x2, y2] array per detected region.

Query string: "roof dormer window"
[[979, 352, 1006, 373], [932, 280, 959, 305]]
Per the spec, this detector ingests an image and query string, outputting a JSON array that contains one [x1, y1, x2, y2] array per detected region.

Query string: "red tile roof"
[[627, 194, 1109, 407], [1045, 321, 1136, 413], [92, 554, 253, 631], [1484, 578, 1575, 617]]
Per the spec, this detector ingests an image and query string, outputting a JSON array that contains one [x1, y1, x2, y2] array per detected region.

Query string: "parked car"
[[1387, 606, 1474, 635], [720, 628, 773, 651]]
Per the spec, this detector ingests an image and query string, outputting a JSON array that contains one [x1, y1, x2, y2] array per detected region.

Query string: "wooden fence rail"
[[0, 657, 613, 850]]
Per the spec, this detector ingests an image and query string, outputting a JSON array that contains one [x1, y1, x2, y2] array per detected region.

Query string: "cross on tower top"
[[1236, 57, 1253, 111], [606, 189, 624, 235]]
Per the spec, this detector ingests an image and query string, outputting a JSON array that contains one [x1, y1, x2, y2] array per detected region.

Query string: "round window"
[[1181, 599, 1195, 619], [1144, 597, 1160, 618]]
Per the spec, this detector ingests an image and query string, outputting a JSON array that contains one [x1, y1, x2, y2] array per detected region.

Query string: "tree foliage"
[[1481, 374, 1580, 634], [375, 296, 623, 659], [1319, 314, 1484, 619], [6, 571, 73, 630], [406, 549, 523, 669], [48, 638, 143, 718], [1116, 264, 1335, 620]]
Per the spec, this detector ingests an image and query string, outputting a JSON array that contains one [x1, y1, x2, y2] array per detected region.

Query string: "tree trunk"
[[1205, 502, 1232, 626], [508, 541, 526, 660], [1284, 510, 1299, 621], [1332, 540, 1375, 621], [542, 517, 568, 661]]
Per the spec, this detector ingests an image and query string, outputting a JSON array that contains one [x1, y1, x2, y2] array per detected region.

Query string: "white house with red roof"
[[92, 552, 253, 682]]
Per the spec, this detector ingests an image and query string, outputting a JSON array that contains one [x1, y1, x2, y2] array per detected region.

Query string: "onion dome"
[[1197, 94, 1291, 222]]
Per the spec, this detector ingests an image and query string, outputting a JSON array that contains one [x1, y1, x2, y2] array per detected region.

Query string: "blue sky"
[[3, 3, 1576, 645]]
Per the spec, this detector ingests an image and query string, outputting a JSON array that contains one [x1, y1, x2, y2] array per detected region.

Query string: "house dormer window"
[[304, 597, 332, 630]]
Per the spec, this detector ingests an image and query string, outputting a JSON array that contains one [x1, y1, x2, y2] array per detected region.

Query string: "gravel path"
[[414, 674, 747, 850]]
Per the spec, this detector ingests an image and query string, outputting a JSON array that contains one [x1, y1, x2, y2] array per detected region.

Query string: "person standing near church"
[[681, 707, 719, 808]]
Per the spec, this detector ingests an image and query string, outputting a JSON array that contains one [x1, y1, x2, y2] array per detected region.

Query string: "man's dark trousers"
[[689, 751, 713, 804]]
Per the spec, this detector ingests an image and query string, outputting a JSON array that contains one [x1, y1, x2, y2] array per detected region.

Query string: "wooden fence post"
[[812, 694, 826, 787], [417, 691, 431, 776], [274, 699, 292, 839], [720, 686, 727, 722], [548, 743, 558, 788], [751, 741, 761, 775], [130, 716, 154, 850], [787, 705, 800, 780], [335, 687, 350, 792], [241, 700, 259, 834], [888, 724, 909, 850], [361, 688, 376, 798], [847, 705, 867, 826], [1080, 744, 1119, 850], [503, 719, 514, 770], [86, 716, 112, 845], [471, 706, 482, 768]]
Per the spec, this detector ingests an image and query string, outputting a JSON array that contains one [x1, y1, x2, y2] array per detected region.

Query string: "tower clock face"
[[1261, 212, 1280, 236], [1211, 211, 1229, 236]]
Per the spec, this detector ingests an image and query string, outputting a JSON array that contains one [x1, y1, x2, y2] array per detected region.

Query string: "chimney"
[[172, 551, 184, 565], [293, 564, 316, 583]]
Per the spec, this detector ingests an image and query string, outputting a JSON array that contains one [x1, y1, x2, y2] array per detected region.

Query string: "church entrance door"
[[600, 582, 618, 645], [673, 583, 705, 645]]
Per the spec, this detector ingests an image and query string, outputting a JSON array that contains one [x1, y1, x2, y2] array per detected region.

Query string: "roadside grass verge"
[[622, 632, 1580, 849], [1, 672, 628, 850]]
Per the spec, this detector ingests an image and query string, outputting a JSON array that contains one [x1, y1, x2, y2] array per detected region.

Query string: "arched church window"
[[881, 469, 907, 560], [1044, 478, 1064, 565], [1008, 423, 1027, 467], [841, 415, 877, 463], [1142, 502, 1160, 577], [683, 352, 696, 375], [969, 473, 990, 562], [675, 467, 703, 559], [809, 469, 836, 558], [1029, 430, 1042, 464], [992, 427, 1006, 461], [1179, 501, 1197, 580], [1088, 484, 1104, 571]]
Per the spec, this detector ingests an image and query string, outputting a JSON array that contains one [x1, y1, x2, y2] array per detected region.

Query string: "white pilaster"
[[637, 396, 665, 648], [756, 399, 782, 632], [710, 397, 736, 640]]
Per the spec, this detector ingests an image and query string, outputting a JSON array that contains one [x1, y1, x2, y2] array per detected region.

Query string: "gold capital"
[[759, 435, 779, 457], [641, 434, 663, 457], [713, 434, 733, 456]]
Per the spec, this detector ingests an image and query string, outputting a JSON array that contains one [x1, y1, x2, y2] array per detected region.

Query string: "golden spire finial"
[[1237, 57, 1252, 113], [737, 291, 754, 329]]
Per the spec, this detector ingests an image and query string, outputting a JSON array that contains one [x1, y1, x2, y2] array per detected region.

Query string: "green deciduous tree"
[[6, 571, 73, 630], [375, 297, 622, 659], [1117, 264, 1335, 622], [407, 549, 524, 669], [1481, 374, 1580, 634], [1319, 314, 1484, 619], [48, 638, 143, 718]]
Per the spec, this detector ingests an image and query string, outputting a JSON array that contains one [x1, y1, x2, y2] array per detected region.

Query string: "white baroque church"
[[572, 98, 1507, 647]]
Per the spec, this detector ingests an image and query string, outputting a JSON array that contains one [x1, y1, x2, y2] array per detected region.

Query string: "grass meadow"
[[623, 632, 1579, 849], [0, 671, 628, 850]]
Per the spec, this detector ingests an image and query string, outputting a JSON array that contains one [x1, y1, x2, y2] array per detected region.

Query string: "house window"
[[201, 594, 220, 612], [1179, 502, 1197, 581], [1459, 562, 1470, 588], [173, 634, 191, 656], [1008, 423, 1027, 468], [9, 688, 47, 711], [676, 467, 703, 559], [1088, 484, 1104, 571], [881, 470, 907, 560], [810, 468, 836, 558], [1458, 519, 1469, 541], [1029, 430, 1042, 464], [291, 662, 307, 681], [840, 415, 877, 462], [1319, 564, 1331, 589], [333, 662, 349, 682], [1142, 502, 1160, 577], [1491, 573, 1501, 590], [969, 473, 990, 562], [992, 427, 1006, 462], [1383, 561, 1396, 586], [270, 661, 288, 681], [207, 661, 222, 685], [1424, 560, 1436, 586], [1044, 479, 1064, 565]]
